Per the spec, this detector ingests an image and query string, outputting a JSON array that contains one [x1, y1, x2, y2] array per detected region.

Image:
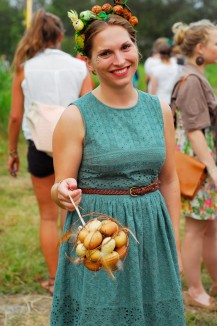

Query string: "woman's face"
[[202, 29, 217, 65], [87, 25, 138, 88]]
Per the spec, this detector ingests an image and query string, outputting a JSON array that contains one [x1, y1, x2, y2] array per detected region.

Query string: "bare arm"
[[8, 67, 24, 175], [149, 75, 157, 95], [80, 72, 94, 96], [159, 101, 182, 273], [51, 105, 84, 211]]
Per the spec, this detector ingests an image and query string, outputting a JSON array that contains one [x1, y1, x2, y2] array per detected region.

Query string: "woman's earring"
[[195, 56, 204, 66]]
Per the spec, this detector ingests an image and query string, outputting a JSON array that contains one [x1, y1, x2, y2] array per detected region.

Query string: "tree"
[[1, 0, 217, 63]]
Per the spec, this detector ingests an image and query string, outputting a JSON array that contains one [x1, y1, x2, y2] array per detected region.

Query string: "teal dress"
[[50, 91, 185, 326]]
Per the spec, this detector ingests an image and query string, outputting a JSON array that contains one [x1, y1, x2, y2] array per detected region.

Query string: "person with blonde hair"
[[8, 9, 93, 294], [172, 19, 217, 310], [50, 2, 185, 325]]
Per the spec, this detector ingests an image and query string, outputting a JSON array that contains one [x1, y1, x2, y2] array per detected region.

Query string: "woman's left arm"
[[8, 67, 24, 176], [149, 74, 157, 95], [159, 100, 182, 273]]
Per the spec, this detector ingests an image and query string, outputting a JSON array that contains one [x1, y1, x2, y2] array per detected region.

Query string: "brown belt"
[[81, 180, 160, 197]]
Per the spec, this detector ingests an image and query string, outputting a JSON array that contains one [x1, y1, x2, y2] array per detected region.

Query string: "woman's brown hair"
[[83, 14, 137, 59], [172, 20, 217, 57], [13, 9, 64, 71]]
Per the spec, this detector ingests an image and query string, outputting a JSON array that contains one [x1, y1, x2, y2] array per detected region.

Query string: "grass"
[[1, 65, 217, 324]]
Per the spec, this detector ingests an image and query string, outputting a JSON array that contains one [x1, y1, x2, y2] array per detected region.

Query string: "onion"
[[84, 258, 102, 271], [114, 230, 127, 248], [101, 251, 120, 268], [75, 243, 87, 257], [83, 231, 103, 250], [101, 237, 116, 254], [86, 249, 102, 262], [100, 220, 118, 236], [78, 228, 89, 243], [86, 219, 102, 232], [115, 245, 128, 259]]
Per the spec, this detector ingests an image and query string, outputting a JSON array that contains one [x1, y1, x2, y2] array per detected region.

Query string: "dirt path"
[[0, 295, 52, 326]]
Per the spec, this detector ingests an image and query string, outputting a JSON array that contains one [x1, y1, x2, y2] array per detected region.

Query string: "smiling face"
[[87, 24, 139, 89]]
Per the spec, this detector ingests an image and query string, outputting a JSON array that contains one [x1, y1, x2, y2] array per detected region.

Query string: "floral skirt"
[[176, 125, 217, 221]]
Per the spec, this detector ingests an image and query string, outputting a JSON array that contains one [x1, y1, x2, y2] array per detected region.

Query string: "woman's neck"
[[187, 57, 205, 74], [93, 84, 138, 108]]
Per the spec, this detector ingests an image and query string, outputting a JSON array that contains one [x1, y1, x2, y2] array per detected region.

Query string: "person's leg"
[[31, 173, 59, 290], [181, 216, 212, 305], [202, 219, 217, 293]]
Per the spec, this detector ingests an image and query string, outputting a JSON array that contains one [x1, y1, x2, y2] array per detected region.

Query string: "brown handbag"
[[175, 150, 206, 200]]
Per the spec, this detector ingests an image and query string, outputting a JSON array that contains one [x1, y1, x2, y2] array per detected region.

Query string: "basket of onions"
[[61, 192, 138, 279]]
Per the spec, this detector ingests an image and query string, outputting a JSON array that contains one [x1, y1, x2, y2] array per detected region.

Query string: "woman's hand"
[[208, 168, 217, 191], [177, 249, 183, 277], [56, 178, 82, 211], [8, 151, 20, 177]]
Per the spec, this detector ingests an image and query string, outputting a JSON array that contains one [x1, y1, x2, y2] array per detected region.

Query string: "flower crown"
[[68, 1, 138, 56]]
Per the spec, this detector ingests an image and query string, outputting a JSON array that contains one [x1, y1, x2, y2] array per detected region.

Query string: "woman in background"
[[172, 20, 217, 310], [8, 9, 93, 294], [149, 38, 179, 104]]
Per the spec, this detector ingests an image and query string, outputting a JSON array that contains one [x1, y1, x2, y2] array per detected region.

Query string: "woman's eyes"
[[99, 51, 111, 58], [98, 44, 132, 58], [122, 43, 132, 50]]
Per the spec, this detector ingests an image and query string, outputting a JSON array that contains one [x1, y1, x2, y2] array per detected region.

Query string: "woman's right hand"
[[208, 168, 217, 191], [56, 178, 82, 211]]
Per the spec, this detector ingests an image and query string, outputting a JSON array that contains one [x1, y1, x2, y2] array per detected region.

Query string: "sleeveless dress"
[[50, 90, 185, 326]]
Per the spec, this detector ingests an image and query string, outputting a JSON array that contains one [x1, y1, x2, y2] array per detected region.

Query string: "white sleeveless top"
[[22, 48, 88, 140], [151, 62, 180, 104]]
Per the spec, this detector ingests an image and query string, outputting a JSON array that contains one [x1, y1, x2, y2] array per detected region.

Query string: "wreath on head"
[[68, 1, 138, 56]]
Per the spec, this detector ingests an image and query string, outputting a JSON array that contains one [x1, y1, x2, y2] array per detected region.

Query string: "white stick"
[[68, 191, 86, 226]]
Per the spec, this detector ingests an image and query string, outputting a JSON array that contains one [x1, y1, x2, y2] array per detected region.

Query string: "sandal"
[[185, 292, 217, 311], [41, 276, 55, 295]]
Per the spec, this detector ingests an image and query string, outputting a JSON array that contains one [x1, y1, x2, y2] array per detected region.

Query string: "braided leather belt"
[[81, 180, 160, 197]]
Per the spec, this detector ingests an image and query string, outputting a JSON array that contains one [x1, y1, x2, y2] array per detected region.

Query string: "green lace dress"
[[50, 90, 185, 326]]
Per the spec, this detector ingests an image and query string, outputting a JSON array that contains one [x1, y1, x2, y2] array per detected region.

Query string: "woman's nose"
[[113, 52, 125, 65]]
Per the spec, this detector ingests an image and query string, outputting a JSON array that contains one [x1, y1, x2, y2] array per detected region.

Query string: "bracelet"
[[9, 150, 18, 159], [208, 166, 217, 176]]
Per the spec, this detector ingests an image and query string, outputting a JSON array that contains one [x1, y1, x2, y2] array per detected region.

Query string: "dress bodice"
[[72, 90, 165, 189]]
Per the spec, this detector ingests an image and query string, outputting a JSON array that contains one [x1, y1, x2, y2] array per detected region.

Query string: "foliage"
[[1, 0, 217, 61], [0, 69, 12, 138]]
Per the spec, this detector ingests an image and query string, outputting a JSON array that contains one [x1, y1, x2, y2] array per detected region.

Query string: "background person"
[[144, 37, 176, 92], [50, 6, 185, 325], [149, 38, 179, 104], [172, 20, 217, 310], [7, 9, 93, 294]]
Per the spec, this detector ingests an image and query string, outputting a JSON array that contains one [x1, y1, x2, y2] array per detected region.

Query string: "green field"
[[1, 64, 217, 324]]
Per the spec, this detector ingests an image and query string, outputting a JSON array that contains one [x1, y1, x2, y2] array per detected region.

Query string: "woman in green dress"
[[50, 3, 185, 325]]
